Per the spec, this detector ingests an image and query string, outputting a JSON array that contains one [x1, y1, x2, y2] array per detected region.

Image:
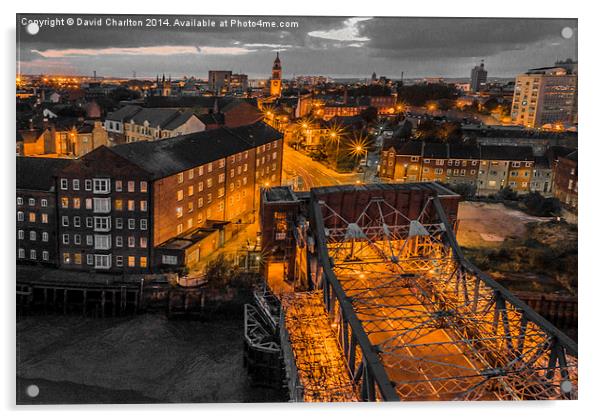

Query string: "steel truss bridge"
[[299, 190, 578, 402]]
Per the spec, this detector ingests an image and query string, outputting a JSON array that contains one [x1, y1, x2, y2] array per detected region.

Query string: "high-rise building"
[[208, 70, 232, 94], [470, 60, 487, 92], [270, 52, 282, 97], [511, 65, 577, 128]]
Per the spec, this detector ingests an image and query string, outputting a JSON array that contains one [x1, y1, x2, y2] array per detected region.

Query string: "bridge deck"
[[280, 293, 358, 402]]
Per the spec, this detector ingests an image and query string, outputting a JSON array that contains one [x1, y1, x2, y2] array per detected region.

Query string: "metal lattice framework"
[[308, 191, 578, 401]]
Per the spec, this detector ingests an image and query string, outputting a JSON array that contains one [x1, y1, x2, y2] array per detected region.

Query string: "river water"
[[17, 313, 286, 404]]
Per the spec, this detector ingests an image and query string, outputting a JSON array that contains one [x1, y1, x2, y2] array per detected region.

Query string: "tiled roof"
[[17, 156, 72, 191], [110, 121, 282, 180]]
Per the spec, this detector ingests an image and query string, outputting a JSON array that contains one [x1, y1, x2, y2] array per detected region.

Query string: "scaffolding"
[[280, 292, 358, 402]]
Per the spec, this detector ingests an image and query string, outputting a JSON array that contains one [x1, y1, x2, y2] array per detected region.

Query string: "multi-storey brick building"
[[50, 121, 283, 273], [17, 157, 71, 265], [553, 150, 578, 209], [380, 141, 535, 196]]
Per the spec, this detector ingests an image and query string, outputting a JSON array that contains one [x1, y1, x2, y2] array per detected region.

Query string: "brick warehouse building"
[[17, 157, 72, 265], [20, 121, 283, 274]]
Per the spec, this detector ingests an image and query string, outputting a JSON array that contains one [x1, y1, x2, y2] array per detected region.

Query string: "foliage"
[[519, 192, 562, 217], [360, 106, 378, 123], [442, 182, 477, 199], [396, 83, 458, 106], [495, 186, 518, 201], [204, 255, 237, 288]]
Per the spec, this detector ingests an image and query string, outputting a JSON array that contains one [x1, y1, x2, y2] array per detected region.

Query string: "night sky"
[[16, 14, 577, 79]]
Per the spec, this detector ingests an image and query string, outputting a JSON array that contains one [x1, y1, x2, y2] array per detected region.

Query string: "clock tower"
[[270, 52, 282, 97]]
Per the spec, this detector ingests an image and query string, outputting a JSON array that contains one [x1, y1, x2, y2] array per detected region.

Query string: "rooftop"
[[17, 156, 73, 191], [111, 121, 282, 180]]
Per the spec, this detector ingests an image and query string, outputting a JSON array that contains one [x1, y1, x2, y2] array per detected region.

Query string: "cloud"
[[308, 17, 372, 43], [31, 45, 256, 58]]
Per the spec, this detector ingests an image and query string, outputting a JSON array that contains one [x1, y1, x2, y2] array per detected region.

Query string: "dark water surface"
[[17, 314, 286, 404]]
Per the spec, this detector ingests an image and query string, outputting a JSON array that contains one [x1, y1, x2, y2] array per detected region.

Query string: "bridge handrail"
[[432, 196, 578, 358], [309, 191, 401, 401]]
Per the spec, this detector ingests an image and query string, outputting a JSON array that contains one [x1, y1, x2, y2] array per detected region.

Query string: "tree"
[[204, 255, 235, 288], [360, 106, 378, 123], [520, 192, 561, 216], [495, 186, 518, 201]]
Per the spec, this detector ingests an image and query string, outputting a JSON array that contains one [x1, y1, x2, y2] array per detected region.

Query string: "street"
[[282, 144, 362, 189]]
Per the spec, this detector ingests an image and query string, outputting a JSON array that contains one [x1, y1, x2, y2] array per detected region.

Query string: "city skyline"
[[17, 15, 577, 79]]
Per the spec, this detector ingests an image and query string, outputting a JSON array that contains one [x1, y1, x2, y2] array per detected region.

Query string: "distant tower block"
[[270, 52, 282, 97]]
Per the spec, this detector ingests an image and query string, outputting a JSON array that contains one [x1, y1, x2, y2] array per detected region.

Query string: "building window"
[[188, 185, 194, 196], [198, 182, 204, 192], [140, 219, 147, 230], [127, 236, 135, 248], [29, 231, 36, 241], [128, 219, 135, 230], [115, 199, 123, 211], [93, 216, 111, 232], [128, 200, 135, 211], [116, 256, 123, 267], [28, 198, 35, 206], [94, 198, 111, 213], [140, 237, 148, 248], [86, 235, 93, 245], [61, 197, 69, 208], [128, 256, 136, 267], [18, 248, 25, 258], [85, 179, 92, 191], [218, 174, 225, 183], [30, 249, 37, 260], [73, 198, 81, 209], [94, 235, 111, 250], [41, 199, 48, 207], [188, 169, 194, 180], [177, 190, 184, 201], [86, 217, 93, 228], [176, 224, 183, 235], [140, 200, 147, 212], [73, 179, 80, 190], [43, 251, 49, 261], [18, 230, 24, 240], [63, 234, 69, 244], [86, 198, 93, 210], [87, 254, 93, 265], [162, 255, 178, 265], [177, 173, 184, 184], [60, 179, 68, 190], [74, 216, 81, 227], [62, 216, 69, 226], [17, 197, 23, 205], [41, 213, 48, 224], [94, 254, 111, 269], [140, 181, 148, 192], [116, 218, 123, 229], [115, 180, 123, 192], [74, 234, 81, 245], [176, 207, 183, 218], [140, 257, 147, 268], [93, 178, 111, 194]]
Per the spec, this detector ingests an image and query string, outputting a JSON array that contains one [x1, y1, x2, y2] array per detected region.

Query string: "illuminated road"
[[282, 144, 361, 189]]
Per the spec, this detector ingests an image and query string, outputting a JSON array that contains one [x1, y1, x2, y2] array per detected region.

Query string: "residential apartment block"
[[104, 105, 205, 144], [16, 157, 72, 265], [380, 141, 536, 196], [19, 122, 283, 274], [511, 66, 577, 128]]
